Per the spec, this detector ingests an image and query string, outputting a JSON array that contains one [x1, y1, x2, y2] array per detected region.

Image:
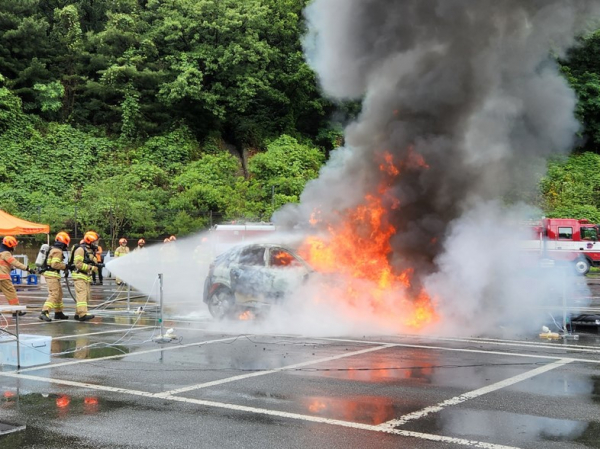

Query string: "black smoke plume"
[[275, 0, 600, 290]]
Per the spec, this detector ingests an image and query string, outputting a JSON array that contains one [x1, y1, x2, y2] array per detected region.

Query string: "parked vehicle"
[[203, 243, 313, 319], [524, 218, 600, 275]]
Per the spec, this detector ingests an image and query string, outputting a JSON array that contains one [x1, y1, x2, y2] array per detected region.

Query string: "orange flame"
[[309, 210, 321, 226], [238, 311, 253, 321], [299, 150, 438, 330]]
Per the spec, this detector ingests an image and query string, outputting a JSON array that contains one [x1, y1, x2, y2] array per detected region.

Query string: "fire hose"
[[63, 263, 105, 302]]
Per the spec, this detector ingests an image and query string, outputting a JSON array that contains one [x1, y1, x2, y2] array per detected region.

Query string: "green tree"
[[247, 134, 325, 218], [561, 30, 600, 152], [0, 0, 53, 107], [169, 152, 245, 224], [540, 152, 600, 221]]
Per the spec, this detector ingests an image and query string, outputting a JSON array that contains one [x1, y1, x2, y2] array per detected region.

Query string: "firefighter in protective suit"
[[71, 231, 100, 321], [0, 236, 31, 316], [114, 237, 129, 285], [39, 232, 71, 322], [134, 238, 145, 251]]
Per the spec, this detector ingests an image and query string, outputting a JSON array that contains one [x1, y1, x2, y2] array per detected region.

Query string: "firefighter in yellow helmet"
[[0, 236, 30, 317], [39, 232, 71, 322], [70, 231, 100, 321], [114, 237, 130, 285], [134, 238, 145, 251]]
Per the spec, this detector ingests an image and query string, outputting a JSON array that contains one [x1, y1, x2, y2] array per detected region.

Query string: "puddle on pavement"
[[1, 390, 104, 418], [411, 408, 600, 447], [0, 390, 138, 449], [299, 352, 437, 384], [51, 339, 130, 359], [241, 391, 396, 425], [0, 425, 97, 449], [302, 395, 396, 424], [318, 360, 436, 384]]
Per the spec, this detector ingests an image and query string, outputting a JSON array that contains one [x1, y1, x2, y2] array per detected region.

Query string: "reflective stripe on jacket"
[[43, 247, 67, 279], [0, 250, 27, 280], [71, 245, 96, 282], [114, 246, 129, 257]]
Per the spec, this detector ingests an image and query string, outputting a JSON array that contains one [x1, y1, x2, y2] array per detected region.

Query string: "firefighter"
[[91, 243, 103, 285], [71, 231, 100, 322], [134, 238, 145, 251], [0, 236, 31, 317], [39, 232, 71, 322], [114, 237, 129, 285], [193, 237, 213, 269]]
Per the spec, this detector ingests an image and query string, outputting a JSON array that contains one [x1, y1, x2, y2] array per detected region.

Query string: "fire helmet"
[[55, 232, 70, 245], [138, 239, 145, 245], [2, 236, 18, 248], [84, 231, 99, 244], [119, 238, 127, 244], [169, 235, 176, 242], [163, 238, 170, 243]]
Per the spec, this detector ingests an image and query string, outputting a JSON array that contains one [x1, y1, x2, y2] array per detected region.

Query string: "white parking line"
[[379, 358, 573, 429], [323, 334, 600, 353], [157, 343, 396, 397], [407, 335, 600, 355], [0, 371, 520, 449], [321, 338, 600, 364]]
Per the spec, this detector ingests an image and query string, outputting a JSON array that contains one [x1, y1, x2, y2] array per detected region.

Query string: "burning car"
[[202, 243, 313, 319]]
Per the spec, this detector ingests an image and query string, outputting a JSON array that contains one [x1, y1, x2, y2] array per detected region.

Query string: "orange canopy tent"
[[0, 210, 49, 235]]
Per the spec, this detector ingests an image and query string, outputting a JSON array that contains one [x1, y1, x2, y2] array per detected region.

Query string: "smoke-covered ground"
[[112, 1, 599, 338]]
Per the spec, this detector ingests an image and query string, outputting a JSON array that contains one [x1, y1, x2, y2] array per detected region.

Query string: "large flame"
[[298, 151, 438, 330]]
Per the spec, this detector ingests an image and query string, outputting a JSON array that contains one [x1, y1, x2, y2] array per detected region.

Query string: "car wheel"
[[574, 258, 591, 276], [208, 288, 235, 320]]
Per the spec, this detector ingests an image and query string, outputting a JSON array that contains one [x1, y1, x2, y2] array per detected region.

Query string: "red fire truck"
[[524, 218, 600, 275]]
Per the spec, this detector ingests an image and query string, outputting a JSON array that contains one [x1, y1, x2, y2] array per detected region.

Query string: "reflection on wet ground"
[[51, 339, 130, 359], [411, 408, 600, 448], [318, 359, 435, 384], [303, 395, 395, 425], [0, 426, 96, 449], [0, 389, 138, 449], [3, 281, 600, 448], [1, 390, 104, 418]]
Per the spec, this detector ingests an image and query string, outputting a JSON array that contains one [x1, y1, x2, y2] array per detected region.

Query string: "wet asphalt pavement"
[[1, 277, 600, 449]]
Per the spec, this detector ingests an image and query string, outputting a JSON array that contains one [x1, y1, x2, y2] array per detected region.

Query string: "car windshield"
[[582, 227, 599, 241]]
